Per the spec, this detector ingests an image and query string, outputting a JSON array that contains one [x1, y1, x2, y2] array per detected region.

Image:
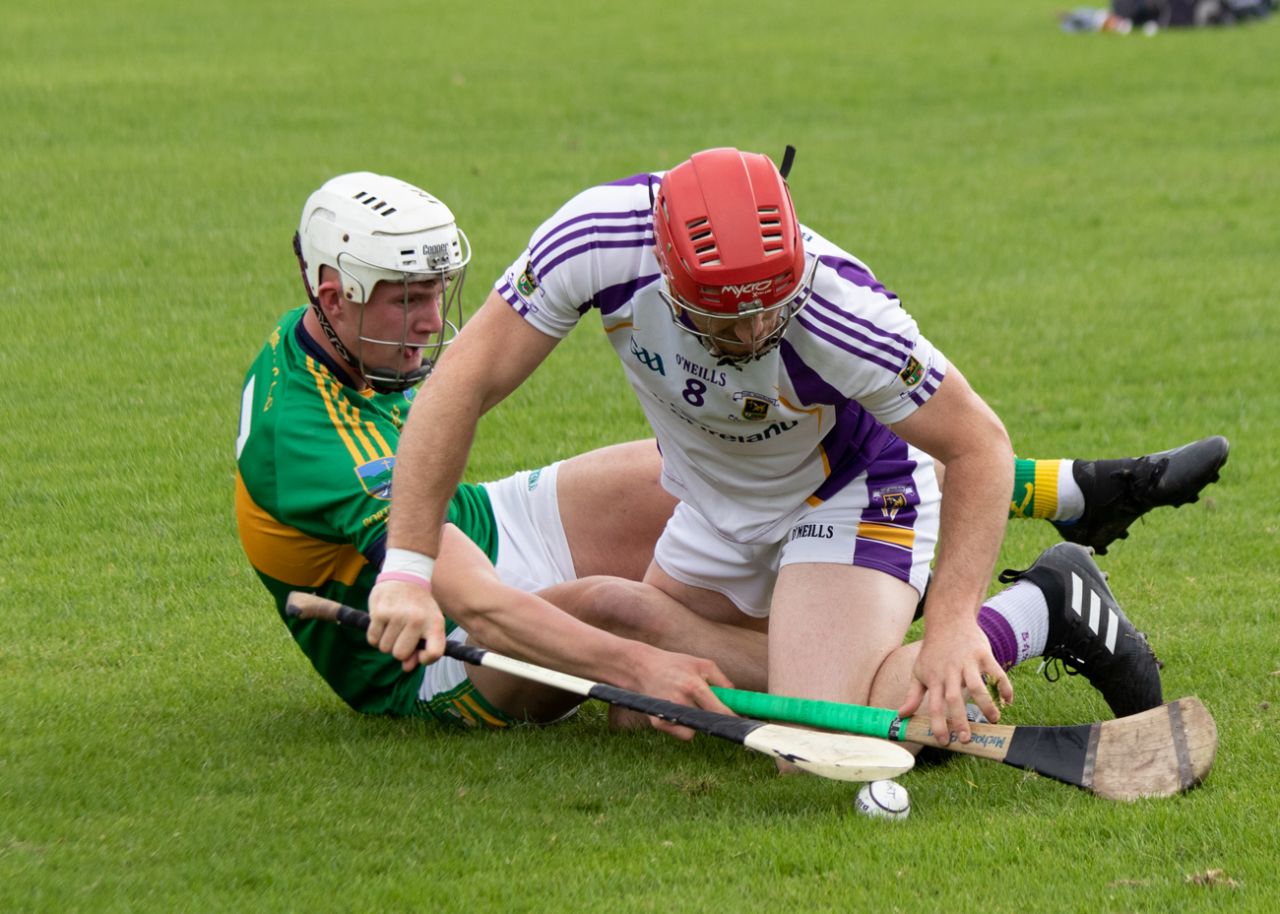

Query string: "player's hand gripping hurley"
[[286, 593, 915, 783]]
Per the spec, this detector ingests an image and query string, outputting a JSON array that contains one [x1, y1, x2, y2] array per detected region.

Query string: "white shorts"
[[482, 461, 577, 591], [653, 443, 941, 618], [418, 462, 577, 716]]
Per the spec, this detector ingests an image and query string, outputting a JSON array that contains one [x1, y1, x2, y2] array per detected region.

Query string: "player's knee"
[[574, 576, 675, 643]]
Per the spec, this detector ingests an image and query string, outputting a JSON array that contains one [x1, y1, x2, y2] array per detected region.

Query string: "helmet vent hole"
[[685, 220, 719, 265], [351, 190, 398, 217], [759, 207, 785, 256]]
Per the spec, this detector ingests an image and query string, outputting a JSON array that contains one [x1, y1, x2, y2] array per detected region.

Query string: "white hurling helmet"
[[294, 171, 471, 392]]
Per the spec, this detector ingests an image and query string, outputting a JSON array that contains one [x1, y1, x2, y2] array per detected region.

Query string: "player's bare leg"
[[556, 440, 675, 581], [468, 572, 767, 726], [458, 574, 760, 725], [585, 561, 769, 730], [463, 661, 585, 724], [766, 564, 916, 771], [565, 574, 768, 687], [768, 564, 916, 706]]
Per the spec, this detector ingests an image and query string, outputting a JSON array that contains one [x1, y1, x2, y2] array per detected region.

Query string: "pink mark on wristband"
[[376, 571, 432, 591]]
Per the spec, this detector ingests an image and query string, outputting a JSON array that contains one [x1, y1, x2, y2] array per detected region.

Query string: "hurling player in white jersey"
[[369, 148, 1219, 745]]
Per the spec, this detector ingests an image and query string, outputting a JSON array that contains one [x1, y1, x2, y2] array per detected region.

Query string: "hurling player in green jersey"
[[235, 172, 777, 736]]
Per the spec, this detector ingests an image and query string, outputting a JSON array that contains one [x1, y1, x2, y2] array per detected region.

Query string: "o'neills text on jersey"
[[790, 523, 835, 541], [675, 353, 727, 387]]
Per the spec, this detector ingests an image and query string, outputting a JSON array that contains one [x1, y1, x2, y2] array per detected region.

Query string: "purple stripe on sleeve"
[[793, 311, 903, 374], [907, 367, 945, 407], [818, 254, 900, 303], [495, 279, 529, 315], [590, 273, 661, 316], [530, 208, 654, 262], [802, 294, 912, 363], [606, 172, 659, 187], [538, 236, 655, 280], [809, 267, 914, 350], [531, 221, 652, 274]]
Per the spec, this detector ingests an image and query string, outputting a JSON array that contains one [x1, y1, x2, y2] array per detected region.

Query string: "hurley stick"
[[713, 687, 1217, 801], [285, 593, 915, 783]]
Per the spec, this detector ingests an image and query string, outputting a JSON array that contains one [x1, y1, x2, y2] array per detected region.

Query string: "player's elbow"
[[440, 583, 511, 648]]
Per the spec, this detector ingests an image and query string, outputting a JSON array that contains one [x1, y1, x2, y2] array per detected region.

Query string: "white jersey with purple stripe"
[[496, 172, 947, 544]]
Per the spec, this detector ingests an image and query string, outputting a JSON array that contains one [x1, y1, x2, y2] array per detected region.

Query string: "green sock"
[[1009, 458, 1061, 520]]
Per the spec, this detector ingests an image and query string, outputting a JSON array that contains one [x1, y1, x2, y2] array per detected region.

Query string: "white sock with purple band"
[[977, 581, 1049, 669]]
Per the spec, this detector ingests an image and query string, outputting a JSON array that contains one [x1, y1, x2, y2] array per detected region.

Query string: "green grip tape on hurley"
[[711, 687, 905, 741]]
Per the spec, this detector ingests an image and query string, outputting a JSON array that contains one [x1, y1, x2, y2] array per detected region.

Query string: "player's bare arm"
[[369, 292, 563, 670], [433, 524, 735, 740], [889, 363, 1015, 744]]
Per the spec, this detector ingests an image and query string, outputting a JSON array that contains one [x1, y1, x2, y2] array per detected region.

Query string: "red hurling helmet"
[[653, 148, 813, 359]]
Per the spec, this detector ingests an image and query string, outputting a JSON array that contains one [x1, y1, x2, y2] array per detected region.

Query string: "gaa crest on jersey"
[[872, 484, 916, 521], [899, 356, 924, 388], [629, 336, 666, 375], [732, 389, 778, 421], [356, 457, 397, 500], [515, 261, 538, 298]]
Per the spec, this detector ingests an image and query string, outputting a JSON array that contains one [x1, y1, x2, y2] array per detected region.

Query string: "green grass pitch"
[[2, 0, 1278, 910]]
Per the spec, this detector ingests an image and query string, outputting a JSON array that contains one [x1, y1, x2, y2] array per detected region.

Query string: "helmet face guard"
[[653, 148, 810, 362], [295, 172, 471, 392], [336, 242, 469, 393], [656, 255, 816, 362]]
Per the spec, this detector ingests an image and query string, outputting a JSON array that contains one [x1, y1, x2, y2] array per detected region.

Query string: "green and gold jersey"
[[235, 306, 497, 716]]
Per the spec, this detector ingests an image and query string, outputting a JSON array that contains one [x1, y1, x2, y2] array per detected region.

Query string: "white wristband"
[[382, 547, 436, 581]]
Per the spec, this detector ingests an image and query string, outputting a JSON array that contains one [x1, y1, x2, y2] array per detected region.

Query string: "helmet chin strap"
[[362, 362, 430, 394], [294, 231, 370, 380], [320, 299, 427, 394]]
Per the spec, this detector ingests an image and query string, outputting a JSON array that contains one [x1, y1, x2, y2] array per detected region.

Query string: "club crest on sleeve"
[[872, 484, 916, 521], [515, 261, 538, 298], [356, 457, 397, 500], [898, 356, 924, 388]]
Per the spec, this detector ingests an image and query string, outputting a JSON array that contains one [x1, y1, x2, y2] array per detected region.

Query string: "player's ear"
[[315, 266, 346, 317]]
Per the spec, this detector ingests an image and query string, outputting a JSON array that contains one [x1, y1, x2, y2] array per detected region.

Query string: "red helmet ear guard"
[[653, 147, 806, 316]]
